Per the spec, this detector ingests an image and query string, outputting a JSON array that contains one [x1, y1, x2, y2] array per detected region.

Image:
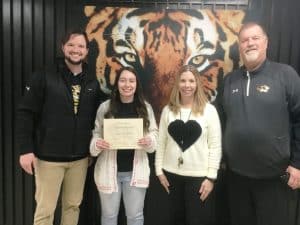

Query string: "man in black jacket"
[[222, 22, 300, 225], [16, 30, 105, 225]]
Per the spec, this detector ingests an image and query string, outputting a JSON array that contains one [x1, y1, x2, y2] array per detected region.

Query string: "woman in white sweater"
[[90, 67, 158, 225], [155, 65, 222, 225]]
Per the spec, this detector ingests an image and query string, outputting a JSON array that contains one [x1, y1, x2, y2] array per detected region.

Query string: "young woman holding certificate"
[[155, 65, 222, 225], [90, 67, 158, 225]]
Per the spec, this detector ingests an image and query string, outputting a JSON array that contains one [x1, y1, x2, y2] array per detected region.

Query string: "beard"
[[65, 56, 84, 65], [243, 51, 259, 63], [242, 50, 266, 71]]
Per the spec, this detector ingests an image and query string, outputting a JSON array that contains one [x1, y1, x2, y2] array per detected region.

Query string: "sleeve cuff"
[[207, 168, 218, 180]]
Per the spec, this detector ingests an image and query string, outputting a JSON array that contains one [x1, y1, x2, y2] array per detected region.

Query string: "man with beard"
[[16, 30, 105, 225], [222, 22, 300, 225]]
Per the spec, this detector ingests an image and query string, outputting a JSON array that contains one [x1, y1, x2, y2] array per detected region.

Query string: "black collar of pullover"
[[242, 59, 268, 76]]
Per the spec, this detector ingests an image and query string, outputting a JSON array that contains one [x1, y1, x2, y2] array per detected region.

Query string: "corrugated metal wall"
[[1, 0, 300, 225], [1, 1, 66, 224]]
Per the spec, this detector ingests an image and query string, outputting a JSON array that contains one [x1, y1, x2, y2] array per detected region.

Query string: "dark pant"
[[165, 171, 215, 225], [227, 170, 298, 225]]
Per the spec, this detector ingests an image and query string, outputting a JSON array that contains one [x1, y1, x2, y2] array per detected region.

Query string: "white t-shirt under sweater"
[[155, 103, 222, 179]]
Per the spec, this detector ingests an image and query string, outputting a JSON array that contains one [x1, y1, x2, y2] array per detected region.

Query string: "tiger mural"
[[84, 7, 245, 119]]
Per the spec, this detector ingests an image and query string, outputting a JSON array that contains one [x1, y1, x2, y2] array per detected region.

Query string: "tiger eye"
[[125, 53, 136, 63], [192, 55, 205, 66]]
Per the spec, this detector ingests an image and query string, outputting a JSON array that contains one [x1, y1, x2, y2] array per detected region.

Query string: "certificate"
[[103, 118, 143, 149]]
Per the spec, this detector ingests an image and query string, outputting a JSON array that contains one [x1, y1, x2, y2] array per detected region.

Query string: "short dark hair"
[[238, 22, 268, 38], [61, 29, 89, 48]]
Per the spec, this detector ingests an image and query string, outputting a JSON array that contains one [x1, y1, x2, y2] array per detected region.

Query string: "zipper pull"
[[246, 71, 251, 96]]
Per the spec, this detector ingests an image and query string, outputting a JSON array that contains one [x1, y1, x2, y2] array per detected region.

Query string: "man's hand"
[[286, 166, 300, 189], [19, 153, 36, 175]]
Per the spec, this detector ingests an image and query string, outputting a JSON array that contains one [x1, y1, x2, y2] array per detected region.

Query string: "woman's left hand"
[[199, 179, 214, 201], [138, 136, 152, 148]]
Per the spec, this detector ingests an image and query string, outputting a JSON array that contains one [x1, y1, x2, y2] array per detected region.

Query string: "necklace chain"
[[180, 108, 192, 121], [178, 108, 192, 168]]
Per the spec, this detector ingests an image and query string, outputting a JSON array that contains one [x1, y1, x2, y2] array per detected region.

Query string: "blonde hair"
[[168, 65, 208, 115]]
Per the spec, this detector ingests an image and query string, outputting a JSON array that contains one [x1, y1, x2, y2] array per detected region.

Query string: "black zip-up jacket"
[[16, 61, 106, 161], [222, 60, 300, 178]]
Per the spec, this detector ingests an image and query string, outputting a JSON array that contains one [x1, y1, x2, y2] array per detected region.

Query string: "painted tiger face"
[[84, 7, 245, 119]]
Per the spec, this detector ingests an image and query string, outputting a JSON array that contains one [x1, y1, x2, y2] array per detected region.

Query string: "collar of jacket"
[[241, 59, 269, 77], [55, 58, 96, 83]]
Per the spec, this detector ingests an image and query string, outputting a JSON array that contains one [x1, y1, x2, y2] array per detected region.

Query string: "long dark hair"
[[105, 67, 150, 132]]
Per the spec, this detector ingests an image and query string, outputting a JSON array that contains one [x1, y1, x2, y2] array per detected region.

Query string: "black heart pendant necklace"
[[167, 108, 202, 168], [177, 108, 191, 168], [178, 156, 184, 167]]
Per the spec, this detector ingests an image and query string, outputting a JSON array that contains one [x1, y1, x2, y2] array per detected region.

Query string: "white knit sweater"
[[90, 100, 158, 193], [155, 103, 222, 179]]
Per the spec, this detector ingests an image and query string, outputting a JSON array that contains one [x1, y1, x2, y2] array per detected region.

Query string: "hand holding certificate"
[[103, 118, 143, 149]]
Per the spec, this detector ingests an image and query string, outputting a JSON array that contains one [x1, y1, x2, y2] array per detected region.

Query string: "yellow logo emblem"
[[256, 85, 270, 93]]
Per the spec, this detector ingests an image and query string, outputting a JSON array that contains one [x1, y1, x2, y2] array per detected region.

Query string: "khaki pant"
[[33, 157, 88, 225]]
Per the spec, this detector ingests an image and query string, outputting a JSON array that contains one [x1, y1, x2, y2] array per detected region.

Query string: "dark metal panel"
[[33, 0, 45, 70], [23, 0, 34, 82], [0, 1, 3, 223], [12, 0, 25, 224], [45, 0, 55, 67], [290, 1, 300, 72], [0, 1, 4, 225], [268, 0, 282, 62], [277, 1, 292, 64], [2, 0, 14, 224], [55, 0, 66, 58], [22, 1, 36, 225]]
